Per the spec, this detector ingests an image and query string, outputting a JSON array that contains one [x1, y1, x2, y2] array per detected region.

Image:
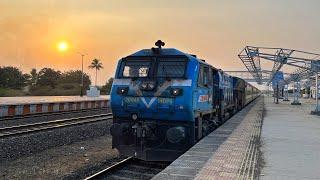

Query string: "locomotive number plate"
[[124, 97, 140, 104], [158, 98, 173, 104]]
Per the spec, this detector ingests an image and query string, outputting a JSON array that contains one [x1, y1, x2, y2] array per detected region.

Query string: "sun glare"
[[57, 41, 69, 52]]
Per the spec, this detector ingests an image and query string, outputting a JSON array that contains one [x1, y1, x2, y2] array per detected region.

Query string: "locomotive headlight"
[[117, 87, 128, 95], [140, 83, 148, 90], [140, 82, 156, 90], [147, 82, 155, 90], [171, 88, 183, 96], [131, 113, 138, 120]]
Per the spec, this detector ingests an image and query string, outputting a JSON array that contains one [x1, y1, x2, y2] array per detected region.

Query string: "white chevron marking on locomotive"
[[113, 79, 131, 85], [141, 97, 157, 108], [171, 79, 192, 86], [154, 80, 172, 96], [154, 79, 192, 97]]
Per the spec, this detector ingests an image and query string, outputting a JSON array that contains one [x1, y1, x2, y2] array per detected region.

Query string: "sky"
[[1, 0, 320, 86]]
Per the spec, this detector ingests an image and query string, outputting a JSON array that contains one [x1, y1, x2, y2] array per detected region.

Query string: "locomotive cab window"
[[198, 65, 212, 87], [120, 60, 151, 78], [156, 58, 186, 78], [203, 67, 208, 86]]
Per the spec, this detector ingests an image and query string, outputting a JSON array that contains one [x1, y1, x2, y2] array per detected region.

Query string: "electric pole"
[[78, 52, 86, 97]]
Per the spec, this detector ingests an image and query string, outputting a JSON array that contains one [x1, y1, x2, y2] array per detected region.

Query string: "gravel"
[[0, 135, 123, 180], [0, 118, 113, 161]]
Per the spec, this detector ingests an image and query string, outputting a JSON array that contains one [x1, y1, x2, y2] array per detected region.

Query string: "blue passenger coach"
[[110, 41, 259, 161]]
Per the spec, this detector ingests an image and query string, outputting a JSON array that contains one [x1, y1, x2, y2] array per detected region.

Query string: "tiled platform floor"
[[153, 97, 264, 180], [261, 97, 320, 180]]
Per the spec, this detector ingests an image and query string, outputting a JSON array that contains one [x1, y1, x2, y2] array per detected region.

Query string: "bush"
[[0, 88, 26, 97], [61, 83, 76, 90], [29, 84, 83, 96]]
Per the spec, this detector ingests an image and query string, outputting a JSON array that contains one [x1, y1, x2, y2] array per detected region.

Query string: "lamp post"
[[78, 52, 86, 97]]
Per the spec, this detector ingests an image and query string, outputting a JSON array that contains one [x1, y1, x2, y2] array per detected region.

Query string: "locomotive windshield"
[[119, 58, 186, 78], [156, 59, 186, 78], [121, 61, 151, 78]]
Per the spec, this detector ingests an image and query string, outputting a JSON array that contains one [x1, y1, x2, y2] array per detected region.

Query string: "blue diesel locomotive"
[[110, 41, 260, 161]]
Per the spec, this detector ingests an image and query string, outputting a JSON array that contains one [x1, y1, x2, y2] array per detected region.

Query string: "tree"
[[29, 68, 38, 86], [101, 77, 114, 95], [88, 58, 103, 86], [60, 70, 91, 89], [37, 68, 61, 88], [0, 66, 27, 89]]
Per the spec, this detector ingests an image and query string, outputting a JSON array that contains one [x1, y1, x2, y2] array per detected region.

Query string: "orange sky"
[[1, 0, 320, 85]]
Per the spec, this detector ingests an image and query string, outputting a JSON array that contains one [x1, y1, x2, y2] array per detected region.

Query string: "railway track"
[[84, 157, 169, 180], [0, 113, 113, 138], [0, 107, 109, 121]]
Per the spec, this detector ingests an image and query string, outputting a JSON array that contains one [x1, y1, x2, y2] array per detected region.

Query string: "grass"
[[29, 83, 84, 96], [0, 83, 87, 97], [0, 88, 26, 97]]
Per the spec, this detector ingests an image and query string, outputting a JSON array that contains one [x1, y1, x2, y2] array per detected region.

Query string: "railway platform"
[[0, 95, 110, 117], [153, 96, 320, 180], [153, 97, 264, 180], [0, 95, 109, 105], [261, 97, 320, 179]]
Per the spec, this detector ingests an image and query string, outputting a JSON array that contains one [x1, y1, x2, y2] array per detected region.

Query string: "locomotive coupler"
[[132, 123, 146, 138]]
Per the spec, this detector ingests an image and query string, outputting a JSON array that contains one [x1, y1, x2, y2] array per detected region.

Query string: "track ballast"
[[0, 113, 112, 138], [85, 157, 169, 180]]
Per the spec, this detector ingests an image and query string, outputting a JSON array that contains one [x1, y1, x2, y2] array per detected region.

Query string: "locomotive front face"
[[110, 53, 196, 161], [112, 56, 193, 120]]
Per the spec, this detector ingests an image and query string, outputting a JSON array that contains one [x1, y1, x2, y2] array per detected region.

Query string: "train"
[[110, 40, 260, 161]]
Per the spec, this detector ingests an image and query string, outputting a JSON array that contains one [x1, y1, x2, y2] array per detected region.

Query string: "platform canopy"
[[227, 46, 320, 87]]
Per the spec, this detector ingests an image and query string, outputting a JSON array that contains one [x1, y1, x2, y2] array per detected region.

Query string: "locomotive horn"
[[155, 40, 165, 48]]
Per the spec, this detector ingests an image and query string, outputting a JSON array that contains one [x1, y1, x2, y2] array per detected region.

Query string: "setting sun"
[[57, 41, 69, 52]]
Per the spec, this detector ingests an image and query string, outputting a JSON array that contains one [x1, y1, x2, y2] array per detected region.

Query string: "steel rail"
[[0, 107, 109, 121], [83, 156, 168, 180], [84, 157, 134, 180], [0, 113, 113, 138]]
